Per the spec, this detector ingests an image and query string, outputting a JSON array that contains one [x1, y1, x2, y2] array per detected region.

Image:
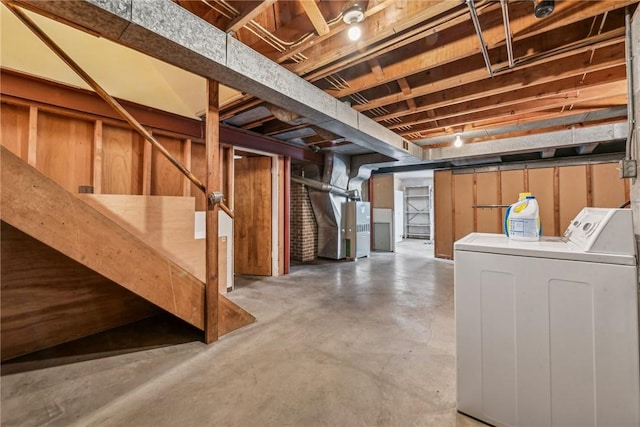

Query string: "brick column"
[[290, 182, 318, 262]]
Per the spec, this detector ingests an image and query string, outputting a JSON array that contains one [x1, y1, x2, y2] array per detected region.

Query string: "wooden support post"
[[183, 138, 192, 197], [205, 79, 220, 344], [586, 164, 593, 207], [142, 134, 152, 195], [553, 167, 560, 236], [283, 156, 290, 274], [93, 120, 103, 194], [27, 106, 37, 167], [226, 147, 235, 211]]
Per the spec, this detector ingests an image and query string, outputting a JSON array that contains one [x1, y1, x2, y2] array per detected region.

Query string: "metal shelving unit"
[[404, 185, 431, 239]]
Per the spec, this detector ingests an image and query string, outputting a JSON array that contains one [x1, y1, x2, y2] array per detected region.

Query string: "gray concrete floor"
[[1, 240, 483, 426]]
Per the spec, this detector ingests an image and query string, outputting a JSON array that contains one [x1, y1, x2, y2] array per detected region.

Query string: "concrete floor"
[[1, 240, 483, 426]]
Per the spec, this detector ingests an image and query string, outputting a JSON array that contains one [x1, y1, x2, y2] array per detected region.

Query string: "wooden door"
[[453, 173, 474, 241], [434, 170, 453, 259], [234, 156, 272, 276]]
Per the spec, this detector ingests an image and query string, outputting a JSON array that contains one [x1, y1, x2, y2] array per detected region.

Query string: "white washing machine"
[[454, 208, 639, 427]]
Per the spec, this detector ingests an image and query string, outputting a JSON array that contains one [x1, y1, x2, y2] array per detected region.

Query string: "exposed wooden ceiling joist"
[[227, 0, 277, 34], [298, 0, 329, 36]]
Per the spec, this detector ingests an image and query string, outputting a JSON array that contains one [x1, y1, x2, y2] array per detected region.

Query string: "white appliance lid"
[[454, 233, 636, 265]]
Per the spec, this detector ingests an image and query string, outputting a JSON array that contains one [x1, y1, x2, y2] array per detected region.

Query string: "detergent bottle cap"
[[518, 192, 532, 200]]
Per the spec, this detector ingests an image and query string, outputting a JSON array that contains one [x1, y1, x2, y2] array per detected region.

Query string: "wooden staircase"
[[1, 146, 254, 360]]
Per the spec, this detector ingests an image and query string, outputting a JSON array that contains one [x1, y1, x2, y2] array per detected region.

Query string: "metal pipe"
[[625, 7, 636, 160], [500, 0, 514, 68], [291, 175, 350, 198], [4, 1, 209, 195], [467, 0, 494, 77]]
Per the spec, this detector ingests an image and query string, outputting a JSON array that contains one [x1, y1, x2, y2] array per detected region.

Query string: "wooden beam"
[[368, 59, 385, 81], [409, 86, 628, 136], [205, 79, 220, 344], [387, 66, 627, 130], [226, 146, 235, 211], [288, 1, 462, 75], [142, 135, 152, 195], [397, 77, 412, 96], [93, 120, 103, 194], [300, 0, 633, 86], [283, 156, 290, 275], [182, 138, 192, 197], [227, 0, 276, 34], [327, 20, 624, 100], [27, 105, 37, 167], [275, 0, 397, 64], [363, 42, 625, 117], [299, 0, 329, 36]]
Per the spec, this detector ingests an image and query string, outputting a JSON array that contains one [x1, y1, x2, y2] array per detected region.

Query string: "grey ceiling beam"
[[426, 122, 628, 161], [18, 0, 420, 161]]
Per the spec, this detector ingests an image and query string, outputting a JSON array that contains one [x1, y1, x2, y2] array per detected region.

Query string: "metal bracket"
[[208, 191, 224, 206]]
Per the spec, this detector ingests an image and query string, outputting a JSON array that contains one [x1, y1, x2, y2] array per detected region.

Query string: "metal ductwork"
[[291, 175, 350, 198], [304, 153, 349, 259], [295, 152, 372, 259]]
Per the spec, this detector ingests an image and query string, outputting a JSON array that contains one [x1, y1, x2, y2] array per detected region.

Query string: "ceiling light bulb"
[[454, 134, 463, 147], [347, 25, 361, 41]]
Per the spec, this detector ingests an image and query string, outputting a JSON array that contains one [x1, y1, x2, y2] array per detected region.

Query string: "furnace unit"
[[342, 201, 371, 261]]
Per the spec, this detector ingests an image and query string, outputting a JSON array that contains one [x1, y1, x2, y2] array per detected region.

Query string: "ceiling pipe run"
[[467, 0, 494, 77], [500, 0, 515, 68], [291, 175, 351, 198]]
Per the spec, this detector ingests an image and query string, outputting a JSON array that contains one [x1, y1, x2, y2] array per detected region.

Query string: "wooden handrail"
[[219, 203, 235, 218], [4, 1, 211, 197]]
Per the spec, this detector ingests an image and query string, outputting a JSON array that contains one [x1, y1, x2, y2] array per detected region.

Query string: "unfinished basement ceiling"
[[6, 0, 638, 167], [175, 0, 636, 157]]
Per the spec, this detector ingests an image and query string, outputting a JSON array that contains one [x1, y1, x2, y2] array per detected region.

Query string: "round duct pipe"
[[291, 175, 353, 198]]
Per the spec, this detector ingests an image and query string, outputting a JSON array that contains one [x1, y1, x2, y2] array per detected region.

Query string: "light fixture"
[[343, 5, 364, 41], [454, 133, 463, 147], [347, 25, 362, 41], [532, 0, 554, 18]]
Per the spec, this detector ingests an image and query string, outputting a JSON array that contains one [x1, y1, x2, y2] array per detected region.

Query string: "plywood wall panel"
[[559, 165, 588, 232], [151, 135, 183, 197], [102, 125, 144, 195], [527, 168, 556, 236], [36, 111, 93, 193], [453, 173, 474, 241], [501, 169, 526, 227], [476, 172, 501, 233], [79, 194, 205, 282], [1, 103, 29, 160], [591, 163, 627, 208], [434, 170, 453, 259], [191, 143, 207, 211], [1, 222, 158, 360], [234, 156, 272, 275], [372, 175, 395, 209]]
